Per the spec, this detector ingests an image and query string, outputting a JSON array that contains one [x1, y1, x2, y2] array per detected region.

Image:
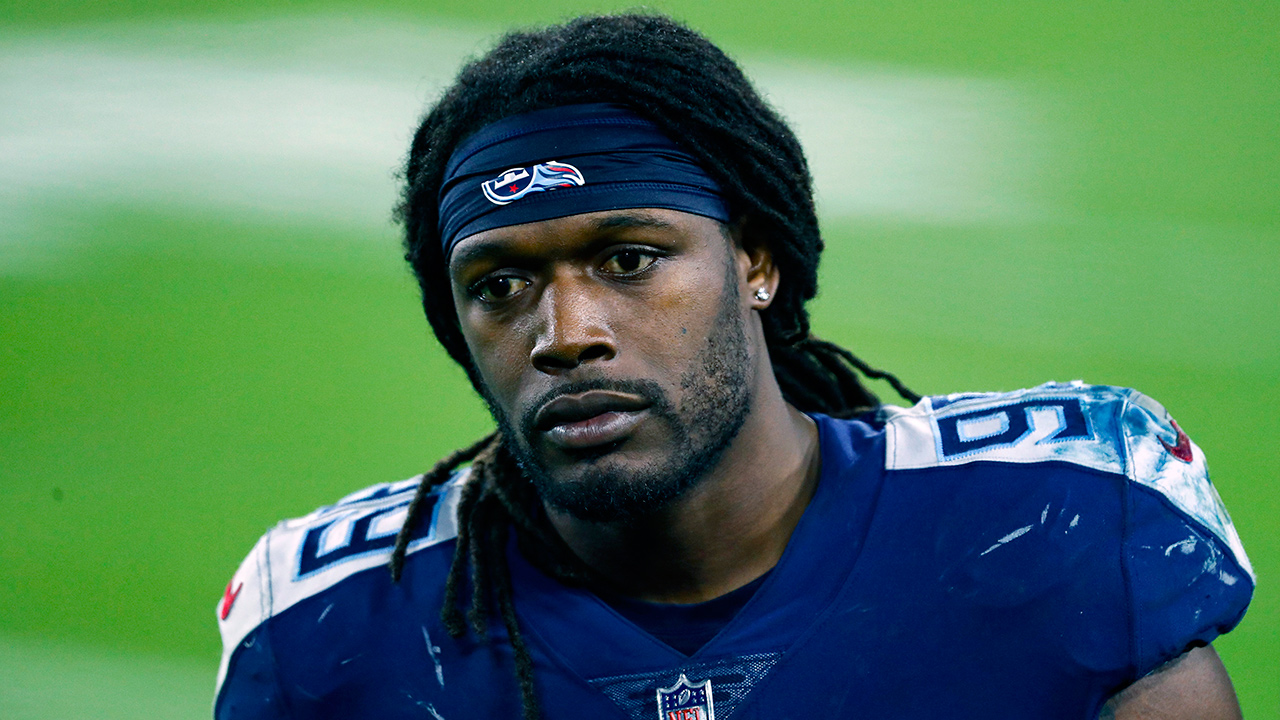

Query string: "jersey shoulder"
[[213, 471, 469, 693], [881, 380, 1253, 581]]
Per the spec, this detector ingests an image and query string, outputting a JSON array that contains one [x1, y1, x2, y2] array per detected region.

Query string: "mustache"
[[519, 376, 674, 439]]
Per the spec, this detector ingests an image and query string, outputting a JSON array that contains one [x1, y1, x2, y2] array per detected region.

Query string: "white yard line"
[[0, 15, 1044, 271]]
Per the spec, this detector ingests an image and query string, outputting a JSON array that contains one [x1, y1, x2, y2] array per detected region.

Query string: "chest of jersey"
[[232, 439, 1133, 719]]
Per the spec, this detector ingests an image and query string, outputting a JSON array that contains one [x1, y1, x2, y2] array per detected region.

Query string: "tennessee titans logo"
[[656, 674, 715, 720], [481, 161, 585, 205]]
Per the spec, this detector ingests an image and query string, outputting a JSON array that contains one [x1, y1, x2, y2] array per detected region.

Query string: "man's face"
[[448, 208, 758, 521]]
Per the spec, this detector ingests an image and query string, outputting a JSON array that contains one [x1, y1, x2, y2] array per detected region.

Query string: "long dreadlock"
[[388, 13, 919, 719]]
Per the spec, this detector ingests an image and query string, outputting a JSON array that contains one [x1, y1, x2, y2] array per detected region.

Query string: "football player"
[[215, 14, 1253, 720]]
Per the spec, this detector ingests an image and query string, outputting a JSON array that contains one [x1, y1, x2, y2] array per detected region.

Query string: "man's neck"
[[544, 386, 821, 604]]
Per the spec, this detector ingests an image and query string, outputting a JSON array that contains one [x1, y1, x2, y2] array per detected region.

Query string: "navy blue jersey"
[[214, 383, 1253, 719]]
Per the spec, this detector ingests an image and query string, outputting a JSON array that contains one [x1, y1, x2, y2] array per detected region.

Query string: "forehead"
[[447, 208, 728, 276]]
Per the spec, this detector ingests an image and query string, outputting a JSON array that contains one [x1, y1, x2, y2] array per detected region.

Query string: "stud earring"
[[754, 287, 771, 302]]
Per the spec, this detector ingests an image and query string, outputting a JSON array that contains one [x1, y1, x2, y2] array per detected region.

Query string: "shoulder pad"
[[1121, 391, 1253, 582], [214, 471, 469, 694], [883, 382, 1252, 581]]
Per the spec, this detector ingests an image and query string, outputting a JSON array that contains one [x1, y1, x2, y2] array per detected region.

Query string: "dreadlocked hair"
[[389, 13, 919, 719]]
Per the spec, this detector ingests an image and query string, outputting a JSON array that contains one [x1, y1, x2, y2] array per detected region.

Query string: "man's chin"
[[538, 485, 684, 523], [528, 457, 700, 523]]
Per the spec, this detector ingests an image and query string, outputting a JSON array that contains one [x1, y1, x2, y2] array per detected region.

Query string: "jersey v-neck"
[[599, 569, 773, 656], [504, 413, 886, 683]]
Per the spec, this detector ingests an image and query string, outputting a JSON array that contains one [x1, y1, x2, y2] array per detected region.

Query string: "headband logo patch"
[[481, 161, 585, 205]]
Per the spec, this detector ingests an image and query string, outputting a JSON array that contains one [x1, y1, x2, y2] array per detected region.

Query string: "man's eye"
[[602, 250, 657, 275], [473, 276, 530, 302]]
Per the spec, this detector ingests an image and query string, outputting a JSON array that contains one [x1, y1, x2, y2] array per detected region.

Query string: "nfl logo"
[[656, 673, 716, 720]]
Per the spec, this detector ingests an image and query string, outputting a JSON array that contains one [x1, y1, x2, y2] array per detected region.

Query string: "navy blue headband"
[[438, 103, 731, 258]]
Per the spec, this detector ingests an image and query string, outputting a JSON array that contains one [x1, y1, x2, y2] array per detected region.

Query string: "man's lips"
[[532, 390, 652, 450]]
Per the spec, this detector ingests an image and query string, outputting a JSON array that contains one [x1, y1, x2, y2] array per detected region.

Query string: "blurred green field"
[[1, 2, 1276, 718]]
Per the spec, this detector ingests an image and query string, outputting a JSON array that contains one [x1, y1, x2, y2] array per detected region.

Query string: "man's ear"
[[730, 217, 780, 309]]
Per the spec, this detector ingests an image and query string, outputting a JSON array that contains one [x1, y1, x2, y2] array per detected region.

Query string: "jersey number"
[[935, 397, 1091, 459], [296, 498, 432, 578]]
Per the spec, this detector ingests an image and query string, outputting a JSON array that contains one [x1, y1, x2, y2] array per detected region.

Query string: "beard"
[[481, 260, 753, 522]]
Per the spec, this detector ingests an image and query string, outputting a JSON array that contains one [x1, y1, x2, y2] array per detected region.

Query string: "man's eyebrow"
[[589, 213, 676, 232], [449, 239, 511, 274]]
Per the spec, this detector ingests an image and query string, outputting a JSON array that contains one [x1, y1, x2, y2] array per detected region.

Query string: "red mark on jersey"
[[1159, 420, 1194, 463], [220, 580, 244, 621]]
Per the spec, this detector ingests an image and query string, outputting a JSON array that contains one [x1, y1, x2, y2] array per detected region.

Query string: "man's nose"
[[529, 280, 617, 373]]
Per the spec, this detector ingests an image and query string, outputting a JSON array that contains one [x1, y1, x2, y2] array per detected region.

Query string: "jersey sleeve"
[[1120, 391, 1255, 676], [214, 528, 289, 719], [210, 475, 458, 718]]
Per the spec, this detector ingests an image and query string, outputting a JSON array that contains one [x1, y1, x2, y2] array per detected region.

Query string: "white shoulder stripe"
[[214, 471, 470, 696], [884, 381, 1126, 475]]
